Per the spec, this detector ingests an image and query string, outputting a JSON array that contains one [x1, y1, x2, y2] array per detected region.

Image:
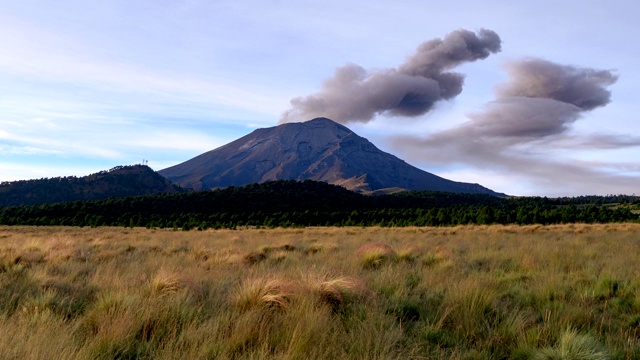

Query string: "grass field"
[[2, 224, 640, 359]]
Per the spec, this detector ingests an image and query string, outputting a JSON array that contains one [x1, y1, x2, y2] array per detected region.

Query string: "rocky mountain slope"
[[159, 118, 504, 196]]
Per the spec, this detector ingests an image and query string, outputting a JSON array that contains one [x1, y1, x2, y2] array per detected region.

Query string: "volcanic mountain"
[[159, 118, 504, 196]]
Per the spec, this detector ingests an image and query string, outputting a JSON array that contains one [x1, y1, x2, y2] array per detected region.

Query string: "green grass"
[[1, 224, 640, 358]]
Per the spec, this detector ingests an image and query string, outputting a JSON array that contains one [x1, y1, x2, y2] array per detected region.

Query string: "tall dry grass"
[[0, 224, 640, 358]]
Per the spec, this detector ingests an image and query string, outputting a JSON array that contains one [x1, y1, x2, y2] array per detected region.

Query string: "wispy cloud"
[[124, 129, 223, 153], [0, 145, 63, 156], [0, 16, 281, 178], [0, 18, 288, 121], [0, 160, 113, 182]]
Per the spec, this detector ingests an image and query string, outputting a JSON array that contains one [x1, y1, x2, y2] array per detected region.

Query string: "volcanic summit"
[[159, 118, 503, 196]]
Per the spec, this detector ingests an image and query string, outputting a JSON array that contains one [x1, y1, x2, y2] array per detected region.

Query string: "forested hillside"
[[0, 165, 183, 207], [0, 180, 637, 228]]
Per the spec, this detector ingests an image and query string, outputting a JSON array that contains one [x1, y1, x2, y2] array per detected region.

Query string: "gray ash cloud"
[[497, 58, 618, 111], [280, 29, 501, 124], [439, 58, 618, 143], [388, 58, 626, 194]]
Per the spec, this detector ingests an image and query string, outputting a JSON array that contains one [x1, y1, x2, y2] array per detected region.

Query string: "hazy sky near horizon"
[[1, 0, 639, 196]]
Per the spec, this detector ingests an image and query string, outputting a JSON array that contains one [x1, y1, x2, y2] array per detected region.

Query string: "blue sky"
[[1, 1, 639, 196]]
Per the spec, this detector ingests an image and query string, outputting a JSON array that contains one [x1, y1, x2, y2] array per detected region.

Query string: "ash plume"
[[497, 58, 618, 110], [280, 29, 501, 124], [389, 58, 626, 195], [465, 58, 618, 140]]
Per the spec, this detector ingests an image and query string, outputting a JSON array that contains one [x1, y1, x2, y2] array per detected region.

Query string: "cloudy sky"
[[1, 1, 639, 196]]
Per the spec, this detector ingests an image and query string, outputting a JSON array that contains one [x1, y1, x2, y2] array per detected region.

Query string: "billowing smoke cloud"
[[497, 59, 618, 110], [280, 29, 501, 124], [461, 58, 619, 141], [465, 97, 582, 140], [389, 58, 631, 195], [399, 59, 619, 153]]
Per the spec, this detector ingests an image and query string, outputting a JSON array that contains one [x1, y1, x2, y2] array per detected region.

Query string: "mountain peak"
[[159, 118, 504, 196], [304, 117, 346, 127]]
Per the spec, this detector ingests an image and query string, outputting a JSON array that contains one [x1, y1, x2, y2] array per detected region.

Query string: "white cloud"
[[126, 130, 223, 153], [0, 161, 107, 182], [0, 18, 289, 120], [0, 145, 63, 156]]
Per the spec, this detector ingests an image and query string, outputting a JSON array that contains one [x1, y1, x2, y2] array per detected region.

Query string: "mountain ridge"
[[159, 118, 505, 196], [0, 165, 183, 207]]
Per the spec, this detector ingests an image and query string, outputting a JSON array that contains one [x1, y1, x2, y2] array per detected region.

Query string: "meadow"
[[1, 224, 640, 359]]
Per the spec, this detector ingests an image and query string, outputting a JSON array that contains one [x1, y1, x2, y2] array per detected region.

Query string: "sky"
[[1, 0, 639, 196]]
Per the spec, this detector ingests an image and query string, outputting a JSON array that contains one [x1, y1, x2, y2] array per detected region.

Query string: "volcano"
[[159, 118, 504, 196]]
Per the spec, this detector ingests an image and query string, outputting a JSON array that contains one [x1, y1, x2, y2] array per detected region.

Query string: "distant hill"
[[0, 165, 183, 207], [159, 117, 505, 196]]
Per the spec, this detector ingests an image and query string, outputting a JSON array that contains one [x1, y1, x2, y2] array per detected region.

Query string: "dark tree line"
[[0, 180, 637, 229]]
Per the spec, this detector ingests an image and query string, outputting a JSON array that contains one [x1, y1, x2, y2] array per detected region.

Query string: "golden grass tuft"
[[529, 328, 610, 360], [276, 243, 297, 252], [422, 245, 455, 267], [234, 277, 301, 310], [234, 273, 372, 313], [355, 242, 395, 256], [257, 243, 296, 254], [355, 243, 397, 268], [305, 274, 372, 309], [433, 245, 454, 260], [396, 246, 424, 263], [266, 250, 292, 265], [519, 224, 543, 234], [13, 248, 46, 268], [243, 251, 267, 265], [189, 246, 211, 261], [304, 242, 338, 255], [148, 268, 185, 296]]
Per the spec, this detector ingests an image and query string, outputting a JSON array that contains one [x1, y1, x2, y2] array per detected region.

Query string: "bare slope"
[[159, 118, 503, 195]]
